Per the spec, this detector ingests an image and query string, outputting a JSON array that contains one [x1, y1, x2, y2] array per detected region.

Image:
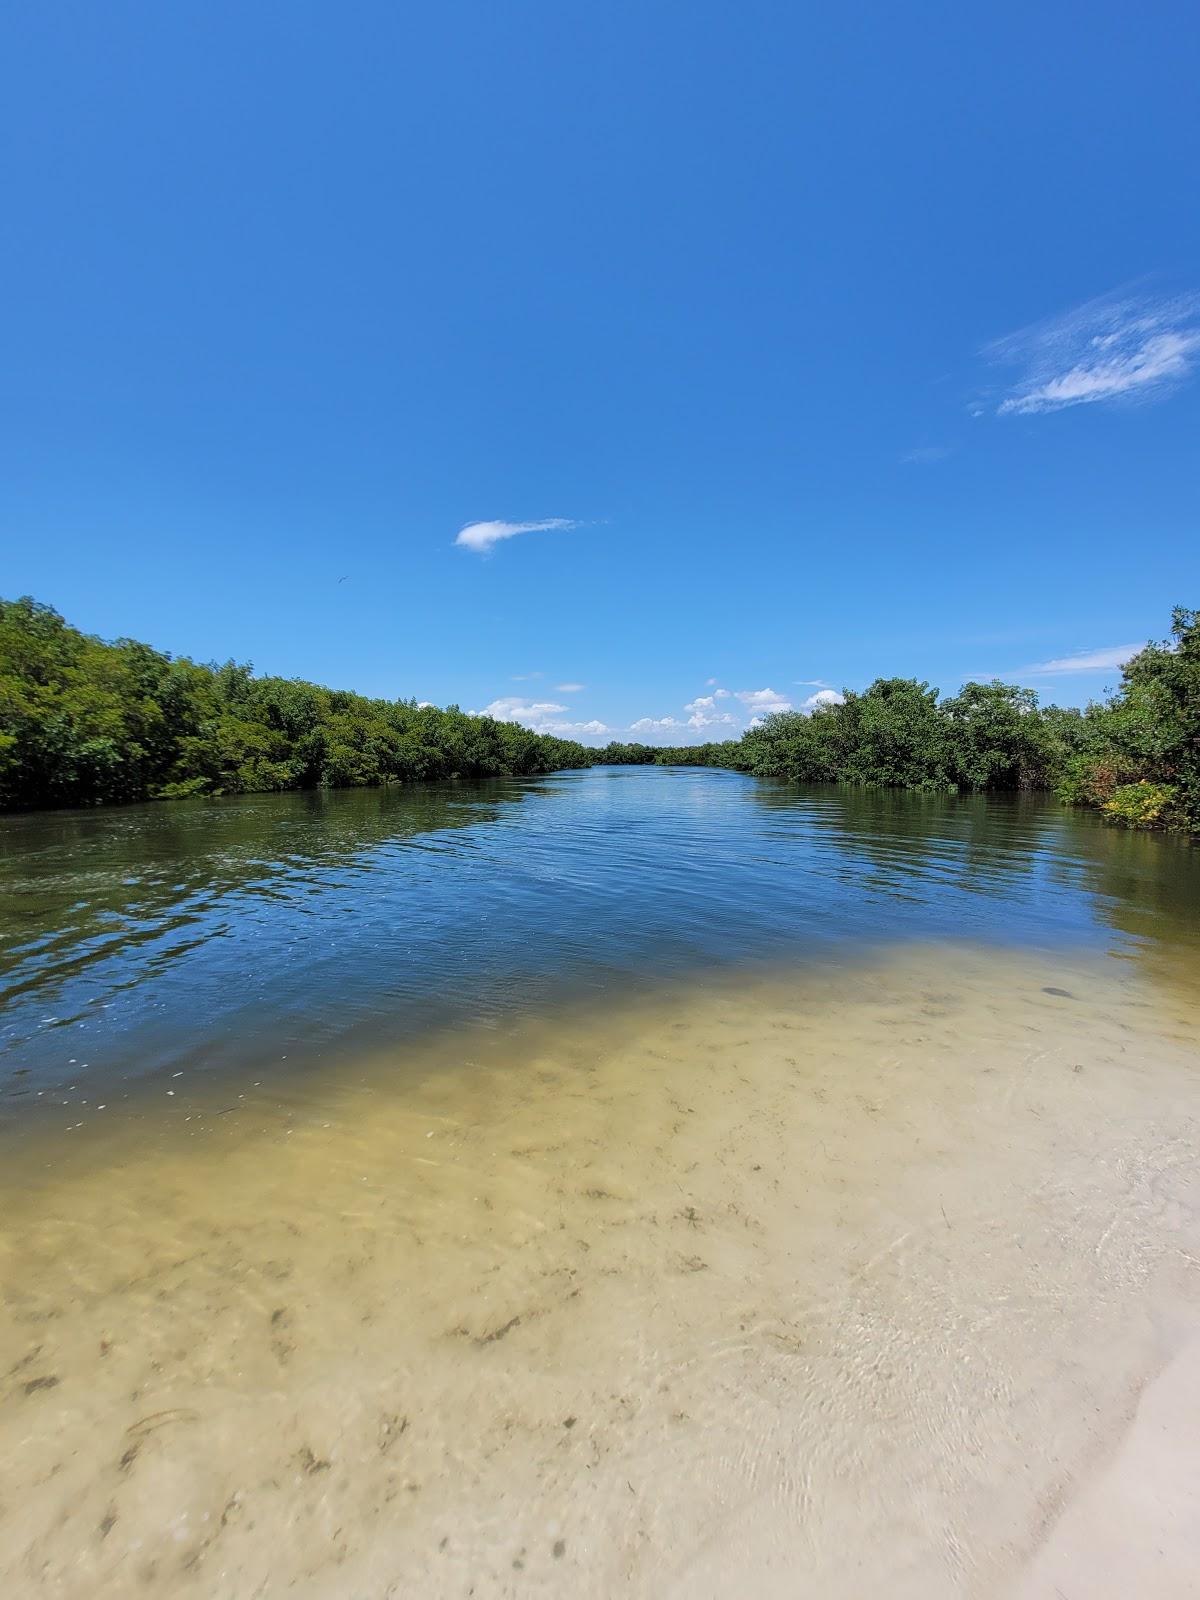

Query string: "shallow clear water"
[[1, 770, 1198, 1599], [3, 766, 1197, 1120]]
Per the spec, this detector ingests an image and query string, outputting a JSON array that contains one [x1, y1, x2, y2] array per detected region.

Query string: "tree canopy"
[[3, 598, 1196, 833]]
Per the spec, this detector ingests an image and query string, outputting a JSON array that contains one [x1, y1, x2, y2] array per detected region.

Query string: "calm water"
[[2, 765, 1198, 1120], [3, 767, 1200, 1599]]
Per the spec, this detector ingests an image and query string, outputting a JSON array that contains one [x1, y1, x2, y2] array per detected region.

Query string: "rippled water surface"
[[3, 767, 1198, 1114], [1, 770, 1198, 1599]]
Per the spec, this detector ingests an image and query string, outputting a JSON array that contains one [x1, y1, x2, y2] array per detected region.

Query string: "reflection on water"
[[3, 768, 1198, 1116], [1, 772, 1199, 1597]]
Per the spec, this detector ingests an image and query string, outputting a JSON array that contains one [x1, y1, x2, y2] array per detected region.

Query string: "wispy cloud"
[[512, 670, 543, 682], [793, 678, 831, 689], [986, 289, 1200, 416], [455, 517, 578, 554], [555, 682, 586, 693], [1013, 643, 1144, 677]]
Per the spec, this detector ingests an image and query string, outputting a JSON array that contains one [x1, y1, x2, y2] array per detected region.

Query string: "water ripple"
[[1, 768, 1197, 1097]]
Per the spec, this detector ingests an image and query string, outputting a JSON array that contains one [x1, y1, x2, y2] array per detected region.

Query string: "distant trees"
[[0, 597, 593, 809], [3, 597, 1196, 832], [657, 609, 1199, 834]]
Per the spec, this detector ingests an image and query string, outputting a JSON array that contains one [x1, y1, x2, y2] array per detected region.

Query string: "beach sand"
[[2, 943, 1197, 1597]]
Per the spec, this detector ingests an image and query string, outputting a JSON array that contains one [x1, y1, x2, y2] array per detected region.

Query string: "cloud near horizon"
[[471, 694, 610, 736], [1012, 643, 1144, 677], [734, 687, 792, 714], [455, 517, 578, 554], [986, 289, 1200, 416], [474, 676, 844, 746], [474, 696, 567, 720]]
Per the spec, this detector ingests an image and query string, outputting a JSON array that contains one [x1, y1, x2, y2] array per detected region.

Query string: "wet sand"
[[1, 943, 1198, 1598]]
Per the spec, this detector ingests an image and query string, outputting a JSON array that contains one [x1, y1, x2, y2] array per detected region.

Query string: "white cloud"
[[455, 517, 577, 554], [471, 695, 610, 737], [1014, 643, 1143, 676], [512, 671, 543, 681], [684, 693, 739, 727], [986, 289, 1200, 415], [734, 687, 792, 714], [630, 716, 684, 734], [417, 701, 434, 709], [801, 688, 845, 711], [473, 697, 568, 721], [555, 682, 585, 693], [793, 678, 831, 688], [539, 719, 611, 736]]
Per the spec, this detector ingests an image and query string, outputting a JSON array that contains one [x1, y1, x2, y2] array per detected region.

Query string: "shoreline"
[[3, 943, 1198, 1596]]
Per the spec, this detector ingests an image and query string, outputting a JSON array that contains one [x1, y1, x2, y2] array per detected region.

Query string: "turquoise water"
[[2, 765, 1197, 1115]]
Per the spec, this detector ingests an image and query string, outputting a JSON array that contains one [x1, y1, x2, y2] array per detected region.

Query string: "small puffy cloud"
[[630, 716, 684, 734], [684, 694, 738, 728], [471, 696, 609, 737], [540, 718, 611, 736], [734, 687, 792, 714], [417, 701, 434, 709], [801, 688, 845, 711], [986, 289, 1200, 416], [455, 517, 577, 554], [474, 697, 568, 721], [556, 682, 586, 693]]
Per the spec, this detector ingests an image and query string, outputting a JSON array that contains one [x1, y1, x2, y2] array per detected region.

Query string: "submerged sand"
[[1, 943, 1198, 1598]]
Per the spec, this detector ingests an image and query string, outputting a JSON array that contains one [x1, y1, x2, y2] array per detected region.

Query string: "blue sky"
[[3, 1, 1198, 743]]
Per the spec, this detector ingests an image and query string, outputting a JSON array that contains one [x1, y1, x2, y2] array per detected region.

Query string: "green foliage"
[[663, 607, 1198, 835], [0, 597, 593, 810], [1101, 781, 1184, 829], [3, 597, 1196, 834], [1051, 607, 1199, 832], [729, 678, 1052, 796]]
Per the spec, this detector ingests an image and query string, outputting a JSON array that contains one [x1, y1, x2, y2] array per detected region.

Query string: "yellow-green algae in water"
[[2, 942, 1198, 1599]]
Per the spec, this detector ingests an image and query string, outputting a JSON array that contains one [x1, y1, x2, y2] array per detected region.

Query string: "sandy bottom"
[[1, 943, 1198, 1599]]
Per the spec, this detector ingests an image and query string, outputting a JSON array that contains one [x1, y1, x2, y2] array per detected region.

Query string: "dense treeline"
[[656, 606, 1200, 833], [0, 597, 595, 809], [2, 598, 1196, 832]]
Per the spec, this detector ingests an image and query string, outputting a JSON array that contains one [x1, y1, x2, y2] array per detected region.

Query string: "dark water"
[[1, 766, 1197, 1115]]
